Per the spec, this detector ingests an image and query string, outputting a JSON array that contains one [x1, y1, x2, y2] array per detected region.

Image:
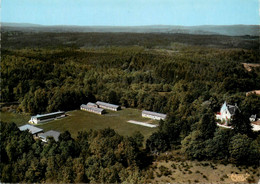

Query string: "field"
[[146, 151, 259, 183], [0, 111, 31, 127], [1, 108, 158, 139]]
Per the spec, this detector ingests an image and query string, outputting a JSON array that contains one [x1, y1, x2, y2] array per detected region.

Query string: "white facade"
[[216, 101, 238, 125], [81, 104, 104, 115], [142, 110, 167, 120], [96, 101, 120, 111], [29, 111, 65, 124]]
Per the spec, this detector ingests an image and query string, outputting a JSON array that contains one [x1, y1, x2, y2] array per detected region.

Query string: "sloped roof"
[[19, 124, 43, 135], [86, 102, 97, 107], [39, 130, 60, 141], [96, 101, 119, 109], [81, 104, 104, 113], [32, 111, 65, 119], [142, 110, 167, 119]]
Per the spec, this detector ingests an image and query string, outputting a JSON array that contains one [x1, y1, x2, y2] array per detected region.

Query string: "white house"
[[216, 101, 239, 125]]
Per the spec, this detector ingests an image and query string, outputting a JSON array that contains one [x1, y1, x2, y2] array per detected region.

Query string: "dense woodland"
[[1, 32, 260, 182]]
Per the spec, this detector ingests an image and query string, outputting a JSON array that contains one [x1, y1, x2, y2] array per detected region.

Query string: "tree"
[[197, 111, 217, 140], [146, 131, 169, 152], [129, 131, 144, 148], [229, 133, 252, 164], [231, 111, 253, 137]]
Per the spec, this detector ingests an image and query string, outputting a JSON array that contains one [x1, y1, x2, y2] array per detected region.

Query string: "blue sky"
[[2, 0, 259, 26]]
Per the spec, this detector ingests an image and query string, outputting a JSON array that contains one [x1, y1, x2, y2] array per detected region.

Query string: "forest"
[[1, 31, 260, 182]]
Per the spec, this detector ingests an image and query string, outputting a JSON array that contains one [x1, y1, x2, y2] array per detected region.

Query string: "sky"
[[1, 0, 259, 26]]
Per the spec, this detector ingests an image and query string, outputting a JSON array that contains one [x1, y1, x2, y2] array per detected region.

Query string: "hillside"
[[1, 23, 259, 36]]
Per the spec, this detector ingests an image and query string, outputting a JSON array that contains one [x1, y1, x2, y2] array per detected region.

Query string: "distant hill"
[[1, 22, 259, 36]]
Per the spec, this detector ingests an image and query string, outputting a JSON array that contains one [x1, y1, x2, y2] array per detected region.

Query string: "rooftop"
[[32, 111, 65, 118], [96, 101, 119, 109], [87, 102, 97, 106], [81, 104, 104, 113], [142, 110, 167, 118], [19, 124, 43, 134], [39, 130, 60, 141]]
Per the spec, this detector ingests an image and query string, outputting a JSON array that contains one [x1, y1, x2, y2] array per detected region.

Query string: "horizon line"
[[2, 22, 259, 27]]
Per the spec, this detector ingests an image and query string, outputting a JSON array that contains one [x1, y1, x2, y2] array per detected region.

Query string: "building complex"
[[80, 103, 105, 115]]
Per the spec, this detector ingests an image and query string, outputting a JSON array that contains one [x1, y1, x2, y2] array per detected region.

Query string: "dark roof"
[[19, 124, 43, 134], [227, 104, 239, 115], [250, 114, 257, 119], [39, 130, 60, 141]]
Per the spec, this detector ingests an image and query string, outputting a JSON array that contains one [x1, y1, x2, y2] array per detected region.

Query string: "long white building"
[[29, 111, 65, 124], [142, 110, 167, 120], [80, 104, 105, 115], [96, 101, 120, 111]]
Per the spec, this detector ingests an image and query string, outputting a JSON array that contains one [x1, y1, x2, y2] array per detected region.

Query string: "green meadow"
[[1, 108, 158, 139]]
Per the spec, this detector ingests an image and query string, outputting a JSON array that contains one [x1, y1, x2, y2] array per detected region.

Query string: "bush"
[[158, 166, 172, 176]]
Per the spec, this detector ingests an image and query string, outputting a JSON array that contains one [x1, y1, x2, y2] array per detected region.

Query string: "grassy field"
[[146, 151, 259, 183], [1, 108, 158, 139], [0, 111, 31, 126]]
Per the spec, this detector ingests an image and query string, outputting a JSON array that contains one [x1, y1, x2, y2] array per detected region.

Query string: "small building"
[[80, 104, 105, 115], [249, 114, 257, 122], [142, 110, 167, 120], [39, 130, 60, 142], [96, 101, 120, 111], [29, 111, 65, 124], [216, 101, 239, 125], [19, 124, 43, 137]]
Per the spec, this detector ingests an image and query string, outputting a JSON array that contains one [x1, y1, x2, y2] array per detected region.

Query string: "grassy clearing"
[[1, 108, 158, 139], [146, 151, 260, 183], [0, 111, 31, 126]]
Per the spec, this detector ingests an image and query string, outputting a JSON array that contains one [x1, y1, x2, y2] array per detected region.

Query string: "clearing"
[[1, 108, 158, 139]]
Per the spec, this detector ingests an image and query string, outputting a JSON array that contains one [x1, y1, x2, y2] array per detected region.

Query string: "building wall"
[[142, 113, 165, 120], [98, 105, 117, 111], [216, 103, 232, 125], [29, 114, 65, 124], [81, 107, 103, 115]]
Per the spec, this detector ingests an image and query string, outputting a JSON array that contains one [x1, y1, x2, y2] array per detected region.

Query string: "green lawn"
[[0, 111, 31, 126], [1, 108, 158, 139]]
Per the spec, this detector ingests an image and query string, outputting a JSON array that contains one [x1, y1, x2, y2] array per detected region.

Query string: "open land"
[[146, 151, 260, 183], [1, 108, 158, 139]]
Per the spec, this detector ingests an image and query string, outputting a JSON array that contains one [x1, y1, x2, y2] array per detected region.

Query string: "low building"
[[29, 111, 65, 124], [249, 114, 257, 122], [80, 104, 104, 115], [96, 101, 120, 111], [19, 124, 43, 137], [39, 130, 60, 142], [142, 110, 167, 120], [216, 101, 239, 125], [86, 102, 98, 108]]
